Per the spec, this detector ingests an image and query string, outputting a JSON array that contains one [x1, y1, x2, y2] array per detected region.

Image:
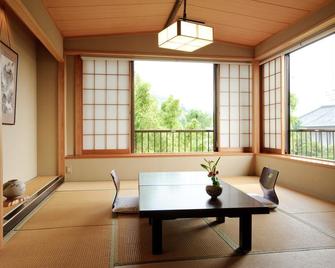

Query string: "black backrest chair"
[[260, 167, 280, 205]]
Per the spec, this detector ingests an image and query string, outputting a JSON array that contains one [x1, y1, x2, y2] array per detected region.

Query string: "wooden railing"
[[134, 129, 214, 153], [290, 129, 335, 160]]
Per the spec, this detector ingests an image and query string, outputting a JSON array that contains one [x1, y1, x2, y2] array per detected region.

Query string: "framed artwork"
[[1, 41, 18, 125]]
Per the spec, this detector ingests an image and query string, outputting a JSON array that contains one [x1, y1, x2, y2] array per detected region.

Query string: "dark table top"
[[139, 171, 210, 186], [139, 172, 269, 217]]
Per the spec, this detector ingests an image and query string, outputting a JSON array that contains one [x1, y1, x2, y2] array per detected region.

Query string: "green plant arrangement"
[[201, 157, 221, 186]]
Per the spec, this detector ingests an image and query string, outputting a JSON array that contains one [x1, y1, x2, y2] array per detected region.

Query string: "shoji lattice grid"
[[218, 63, 252, 149], [262, 57, 281, 150], [82, 58, 130, 150]]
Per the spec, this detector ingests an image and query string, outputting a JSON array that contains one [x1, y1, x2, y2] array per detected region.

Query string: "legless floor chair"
[[111, 170, 139, 213], [249, 167, 280, 209]]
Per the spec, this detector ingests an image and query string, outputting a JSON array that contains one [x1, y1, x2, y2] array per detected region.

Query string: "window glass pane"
[[95, 105, 105, 119], [95, 90, 105, 104], [221, 64, 229, 78], [95, 120, 105, 134], [107, 120, 117, 134], [240, 121, 249, 133], [220, 120, 229, 134], [230, 120, 239, 134], [230, 106, 239, 120], [240, 134, 250, 147], [107, 135, 117, 149], [106, 105, 117, 119], [269, 75, 275, 90], [264, 133, 269, 147], [230, 134, 239, 147], [240, 65, 249, 79], [220, 106, 229, 120], [107, 90, 117, 104], [118, 61, 129, 74], [83, 60, 94, 74], [230, 79, 239, 92], [118, 105, 129, 119], [83, 90, 94, 104], [95, 75, 106, 89], [119, 76, 129, 89], [118, 120, 128, 134], [83, 120, 94, 135], [264, 77, 269, 91], [118, 135, 128, 149], [240, 92, 249, 106], [230, 65, 239, 78], [270, 61, 275, 75], [264, 63, 269, 77], [107, 60, 117, 74], [83, 105, 94, 119], [240, 107, 249, 120], [83, 135, 94, 149], [83, 74, 94, 89], [107, 75, 117, 89], [269, 90, 275, 104], [220, 134, 229, 147], [118, 91, 129, 104], [220, 78, 229, 91], [220, 92, 229, 106], [240, 79, 249, 92], [95, 60, 106, 74], [95, 135, 105, 149], [230, 92, 239, 106]]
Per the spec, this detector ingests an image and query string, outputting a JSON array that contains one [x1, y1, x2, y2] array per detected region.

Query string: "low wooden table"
[[139, 171, 270, 254]]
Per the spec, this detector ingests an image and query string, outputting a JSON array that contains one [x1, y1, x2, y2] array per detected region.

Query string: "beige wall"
[[255, 155, 335, 202], [65, 155, 254, 181], [64, 32, 254, 60], [36, 44, 58, 175], [2, 10, 37, 183], [255, 1, 335, 59]]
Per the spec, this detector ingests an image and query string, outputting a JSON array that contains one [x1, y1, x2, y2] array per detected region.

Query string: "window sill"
[[257, 153, 335, 169], [65, 151, 254, 159]]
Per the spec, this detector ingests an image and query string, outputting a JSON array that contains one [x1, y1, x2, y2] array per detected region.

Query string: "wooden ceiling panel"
[[42, 0, 331, 46], [190, 0, 309, 24]]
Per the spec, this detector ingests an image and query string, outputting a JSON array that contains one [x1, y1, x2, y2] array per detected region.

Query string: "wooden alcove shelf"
[[3, 176, 64, 236]]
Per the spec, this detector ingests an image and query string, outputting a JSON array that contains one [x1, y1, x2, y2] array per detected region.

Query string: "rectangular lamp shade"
[[158, 20, 213, 52]]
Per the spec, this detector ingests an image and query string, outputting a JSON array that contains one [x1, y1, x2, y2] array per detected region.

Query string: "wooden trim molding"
[[57, 62, 65, 176], [3, 0, 63, 62], [74, 56, 83, 155], [65, 152, 254, 159], [0, 102, 3, 247]]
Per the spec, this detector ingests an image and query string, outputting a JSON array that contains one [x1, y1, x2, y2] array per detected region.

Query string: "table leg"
[[238, 214, 252, 253], [152, 218, 162, 254], [216, 216, 225, 223]]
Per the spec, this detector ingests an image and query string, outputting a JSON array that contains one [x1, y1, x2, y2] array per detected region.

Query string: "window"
[[218, 63, 253, 150], [261, 57, 282, 153], [134, 60, 214, 153], [81, 58, 131, 153], [288, 33, 335, 161]]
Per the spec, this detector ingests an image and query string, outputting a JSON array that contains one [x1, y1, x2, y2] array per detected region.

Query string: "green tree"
[[159, 95, 182, 129], [134, 75, 160, 129], [290, 93, 300, 130], [184, 109, 212, 129]]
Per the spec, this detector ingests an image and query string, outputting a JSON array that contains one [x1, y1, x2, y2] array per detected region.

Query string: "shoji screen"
[[218, 63, 252, 150], [82, 58, 131, 152], [261, 57, 282, 152]]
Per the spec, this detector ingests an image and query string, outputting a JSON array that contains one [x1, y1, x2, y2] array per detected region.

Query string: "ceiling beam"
[[164, 0, 183, 28]]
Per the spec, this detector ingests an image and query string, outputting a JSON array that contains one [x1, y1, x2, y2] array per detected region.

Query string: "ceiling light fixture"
[[158, 0, 213, 52]]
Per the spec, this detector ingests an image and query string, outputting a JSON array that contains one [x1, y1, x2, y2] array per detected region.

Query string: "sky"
[[134, 60, 214, 113], [290, 33, 335, 117]]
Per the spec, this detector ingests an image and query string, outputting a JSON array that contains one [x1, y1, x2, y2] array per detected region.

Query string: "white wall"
[[2, 11, 37, 183], [65, 155, 254, 181]]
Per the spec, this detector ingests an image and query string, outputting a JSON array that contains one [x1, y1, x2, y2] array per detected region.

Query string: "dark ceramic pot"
[[206, 185, 222, 199]]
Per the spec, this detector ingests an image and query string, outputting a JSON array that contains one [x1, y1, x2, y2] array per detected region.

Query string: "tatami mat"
[[18, 190, 115, 230], [114, 216, 234, 265], [115, 248, 335, 268], [206, 210, 335, 252], [0, 225, 112, 268], [57, 181, 115, 191], [294, 212, 335, 238], [223, 177, 335, 214]]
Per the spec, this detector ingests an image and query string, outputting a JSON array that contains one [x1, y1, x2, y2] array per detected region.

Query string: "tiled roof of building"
[[299, 105, 335, 128]]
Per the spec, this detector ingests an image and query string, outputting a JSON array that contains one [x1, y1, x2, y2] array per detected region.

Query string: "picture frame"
[[1, 41, 18, 125]]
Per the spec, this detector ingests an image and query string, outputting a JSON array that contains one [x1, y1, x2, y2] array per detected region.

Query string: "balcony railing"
[[135, 129, 214, 153], [290, 129, 335, 161]]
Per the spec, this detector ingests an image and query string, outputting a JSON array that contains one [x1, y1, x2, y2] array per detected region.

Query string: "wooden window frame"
[[74, 56, 132, 155], [260, 57, 283, 154]]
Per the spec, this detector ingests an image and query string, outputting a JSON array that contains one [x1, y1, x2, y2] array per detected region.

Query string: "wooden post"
[[252, 61, 260, 154], [0, 103, 3, 247], [74, 56, 83, 155], [58, 62, 65, 176]]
